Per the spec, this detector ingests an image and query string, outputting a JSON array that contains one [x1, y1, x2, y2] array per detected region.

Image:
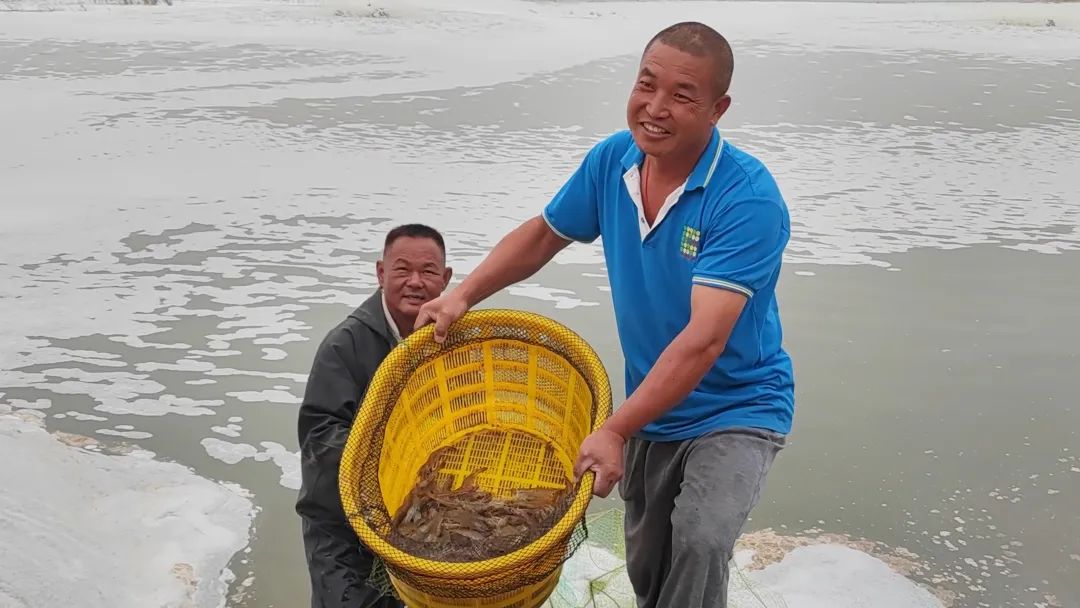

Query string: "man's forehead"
[[385, 237, 444, 261], [638, 61, 707, 90]]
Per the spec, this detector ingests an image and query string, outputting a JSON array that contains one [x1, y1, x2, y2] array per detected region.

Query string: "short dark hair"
[[383, 223, 446, 256], [643, 21, 734, 97]]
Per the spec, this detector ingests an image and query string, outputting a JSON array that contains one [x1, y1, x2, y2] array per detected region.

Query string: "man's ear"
[[442, 266, 454, 289], [376, 260, 385, 288], [712, 94, 731, 123]]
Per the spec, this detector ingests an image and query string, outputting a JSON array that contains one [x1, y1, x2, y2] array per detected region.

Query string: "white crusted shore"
[[0, 406, 255, 608]]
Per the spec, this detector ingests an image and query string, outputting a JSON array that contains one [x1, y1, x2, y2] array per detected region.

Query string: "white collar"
[[381, 292, 403, 344]]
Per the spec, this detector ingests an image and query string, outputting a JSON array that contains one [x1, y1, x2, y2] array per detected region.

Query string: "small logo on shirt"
[[680, 225, 701, 260]]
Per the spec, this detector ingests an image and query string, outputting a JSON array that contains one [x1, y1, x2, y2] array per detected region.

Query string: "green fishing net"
[[543, 508, 788, 608], [366, 507, 788, 608]]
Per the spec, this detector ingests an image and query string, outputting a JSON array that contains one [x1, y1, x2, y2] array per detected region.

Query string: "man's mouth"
[[402, 294, 426, 304], [640, 122, 671, 136]]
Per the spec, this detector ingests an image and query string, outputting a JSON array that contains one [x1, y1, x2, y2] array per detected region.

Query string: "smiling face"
[[376, 235, 452, 329], [626, 41, 731, 163]]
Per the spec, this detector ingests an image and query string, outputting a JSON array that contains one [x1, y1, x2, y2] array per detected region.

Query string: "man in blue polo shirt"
[[415, 21, 793, 608]]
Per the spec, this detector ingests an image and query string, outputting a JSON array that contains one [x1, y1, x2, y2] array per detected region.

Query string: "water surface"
[[2, 2, 1078, 607]]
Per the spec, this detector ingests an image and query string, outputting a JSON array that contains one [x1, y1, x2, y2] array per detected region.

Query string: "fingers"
[[432, 311, 450, 344], [593, 473, 616, 498], [415, 297, 466, 344], [579, 465, 617, 498], [413, 306, 434, 333], [572, 454, 595, 483]]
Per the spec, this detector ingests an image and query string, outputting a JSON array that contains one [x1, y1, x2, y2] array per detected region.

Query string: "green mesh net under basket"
[[367, 507, 789, 608]]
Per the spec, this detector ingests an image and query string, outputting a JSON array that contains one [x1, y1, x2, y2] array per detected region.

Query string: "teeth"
[[643, 123, 667, 135]]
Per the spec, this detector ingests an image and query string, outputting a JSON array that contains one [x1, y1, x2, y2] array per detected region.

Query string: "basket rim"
[[339, 307, 613, 580]]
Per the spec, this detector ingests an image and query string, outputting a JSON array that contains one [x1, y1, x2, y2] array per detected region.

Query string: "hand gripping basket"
[[339, 309, 613, 608]]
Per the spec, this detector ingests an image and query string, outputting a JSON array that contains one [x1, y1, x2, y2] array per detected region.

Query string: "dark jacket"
[[296, 290, 403, 608]]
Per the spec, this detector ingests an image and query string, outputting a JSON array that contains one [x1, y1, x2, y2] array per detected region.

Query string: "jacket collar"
[[348, 289, 396, 345]]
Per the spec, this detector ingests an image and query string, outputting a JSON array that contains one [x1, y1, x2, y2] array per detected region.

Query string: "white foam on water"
[[0, 371, 220, 416], [253, 332, 307, 346], [211, 424, 243, 438], [97, 427, 154, 440], [134, 359, 216, 373], [227, 389, 297, 404], [98, 395, 223, 417], [253, 441, 301, 490], [200, 437, 300, 489], [201, 437, 259, 465], [64, 410, 109, 422], [749, 544, 945, 608], [206, 368, 308, 383], [0, 411, 254, 608], [551, 535, 943, 608], [261, 348, 287, 361], [5, 398, 52, 410], [1, 3, 1076, 348]]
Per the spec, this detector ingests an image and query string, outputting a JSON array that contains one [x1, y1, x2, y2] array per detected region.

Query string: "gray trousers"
[[619, 427, 786, 608]]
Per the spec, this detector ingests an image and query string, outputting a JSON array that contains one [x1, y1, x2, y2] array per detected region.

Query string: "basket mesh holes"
[[500, 435, 542, 483], [447, 368, 485, 393], [405, 364, 437, 394], [493, 364, 528, 386], [449, 390, 486, 413], [410, 383, 443, 419], [532, 419, 557, 446], [453, 409, 488, 434], [491, 341, 529, 364], [536, 353, 570, 382], [535, 375, 567, 405], [462, 348, 487, 368], [495, 409, 526, 426], [494, 389, 527, 407], [534, 398, 565, 424]]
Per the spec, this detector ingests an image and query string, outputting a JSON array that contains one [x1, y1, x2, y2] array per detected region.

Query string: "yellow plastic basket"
[[339, 309, 612, 608]]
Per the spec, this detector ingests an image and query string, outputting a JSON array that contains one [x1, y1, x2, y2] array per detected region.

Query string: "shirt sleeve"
[[542, 141, 604, 243], [691, 197, 789, 299]]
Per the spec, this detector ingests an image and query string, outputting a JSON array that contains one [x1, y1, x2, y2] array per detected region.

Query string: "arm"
[[413, 216, 570, 343], [415, 138, 606, 341], [571, 285, 747, 495], [296, 330, 388, 608], [574, 196, 789, 497], [600, 284, 746, 439]]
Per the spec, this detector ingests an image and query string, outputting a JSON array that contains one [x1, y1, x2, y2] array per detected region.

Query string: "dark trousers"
[[619, 427, 786, 608]]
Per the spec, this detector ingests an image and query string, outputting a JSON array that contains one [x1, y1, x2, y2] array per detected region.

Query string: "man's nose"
[[645, 94, 670, 118], [406, 271, 424, 285]]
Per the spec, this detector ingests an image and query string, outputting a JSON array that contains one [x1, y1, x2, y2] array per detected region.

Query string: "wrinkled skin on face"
[[376, 236, 452, 336], [625, 41, 732, 169]]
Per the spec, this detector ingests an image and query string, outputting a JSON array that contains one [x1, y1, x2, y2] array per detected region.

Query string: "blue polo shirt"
[[543, 127, 795, 441]]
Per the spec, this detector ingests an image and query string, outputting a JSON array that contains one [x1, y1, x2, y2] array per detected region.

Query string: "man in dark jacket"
[[296, 223, 453, 608]]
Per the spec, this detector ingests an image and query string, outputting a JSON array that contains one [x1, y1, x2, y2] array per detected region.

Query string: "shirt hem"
[[634, 415, 791, 443]]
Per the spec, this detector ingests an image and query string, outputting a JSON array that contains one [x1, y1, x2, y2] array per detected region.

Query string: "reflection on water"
[[82, 46, 1080, 269], [2, 14, 1079, 608]]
